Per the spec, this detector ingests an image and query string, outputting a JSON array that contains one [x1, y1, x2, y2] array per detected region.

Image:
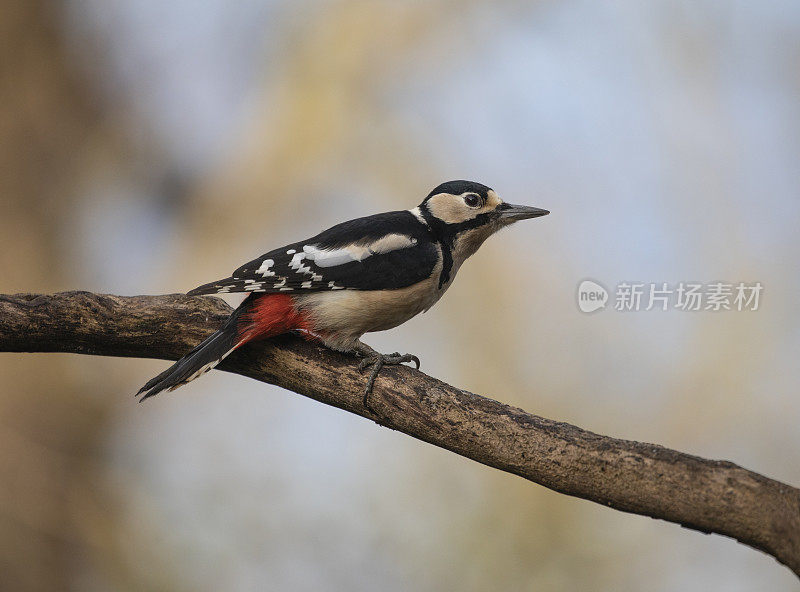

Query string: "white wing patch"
[[204, 232, 419, 295], [303, 245, 365, 267], [256, 258, 276, 277], [303, 234, 417, 268], [289, 251, 314, 276], [370, 233, 419, 253]]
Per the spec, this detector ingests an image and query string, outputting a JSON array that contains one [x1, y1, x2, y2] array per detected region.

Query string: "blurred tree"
[[0, 1, 130, 590]]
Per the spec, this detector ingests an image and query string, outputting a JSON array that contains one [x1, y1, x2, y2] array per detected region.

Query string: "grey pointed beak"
[[498, 203, 550, 221]]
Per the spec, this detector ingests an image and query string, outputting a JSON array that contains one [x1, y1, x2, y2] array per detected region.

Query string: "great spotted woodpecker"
[[137, 180, 549, 404]]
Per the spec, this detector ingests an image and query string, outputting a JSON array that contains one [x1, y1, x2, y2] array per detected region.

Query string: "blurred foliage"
[[0, 1, 125, 590]]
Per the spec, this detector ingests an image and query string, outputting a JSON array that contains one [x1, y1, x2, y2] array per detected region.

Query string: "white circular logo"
[[577, 280, 608, 313]]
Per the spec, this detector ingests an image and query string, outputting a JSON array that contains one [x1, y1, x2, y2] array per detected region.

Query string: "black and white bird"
[[138, 180, 549, 404]]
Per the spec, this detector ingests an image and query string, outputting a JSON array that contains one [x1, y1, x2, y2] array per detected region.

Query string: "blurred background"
[[1, 0, 799, 590]]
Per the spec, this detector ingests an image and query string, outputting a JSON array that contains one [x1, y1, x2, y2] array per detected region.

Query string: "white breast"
[[293, 259, 445, 351]]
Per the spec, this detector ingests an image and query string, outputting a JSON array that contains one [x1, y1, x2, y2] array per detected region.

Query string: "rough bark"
[[1, 291, 798, 578]]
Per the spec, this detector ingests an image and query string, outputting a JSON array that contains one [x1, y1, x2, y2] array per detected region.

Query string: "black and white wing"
[[188, 211, 438, 296]]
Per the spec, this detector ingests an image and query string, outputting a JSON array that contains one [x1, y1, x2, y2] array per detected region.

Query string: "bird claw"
[[357, 351, 421, 411], [357, 357, 373, 373]]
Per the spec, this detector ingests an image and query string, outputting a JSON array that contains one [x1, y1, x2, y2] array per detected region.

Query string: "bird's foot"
[[357, 351, 420, 411]]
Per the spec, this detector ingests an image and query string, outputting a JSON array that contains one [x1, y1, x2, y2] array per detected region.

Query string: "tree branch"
[[1, 291, 798, 577]]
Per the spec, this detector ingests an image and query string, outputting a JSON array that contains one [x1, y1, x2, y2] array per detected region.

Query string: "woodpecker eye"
[[463, 193, 482, 208]]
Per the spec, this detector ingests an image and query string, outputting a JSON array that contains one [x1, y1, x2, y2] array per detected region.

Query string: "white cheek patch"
[[426, 194, 480, 224], [427, 191, 503, 224]]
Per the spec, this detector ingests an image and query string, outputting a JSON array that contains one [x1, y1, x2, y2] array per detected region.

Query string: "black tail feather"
[[137, 307, 244, 400]]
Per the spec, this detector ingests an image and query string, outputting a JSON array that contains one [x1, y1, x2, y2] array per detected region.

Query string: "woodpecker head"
[[417, 180, 549, 264]]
